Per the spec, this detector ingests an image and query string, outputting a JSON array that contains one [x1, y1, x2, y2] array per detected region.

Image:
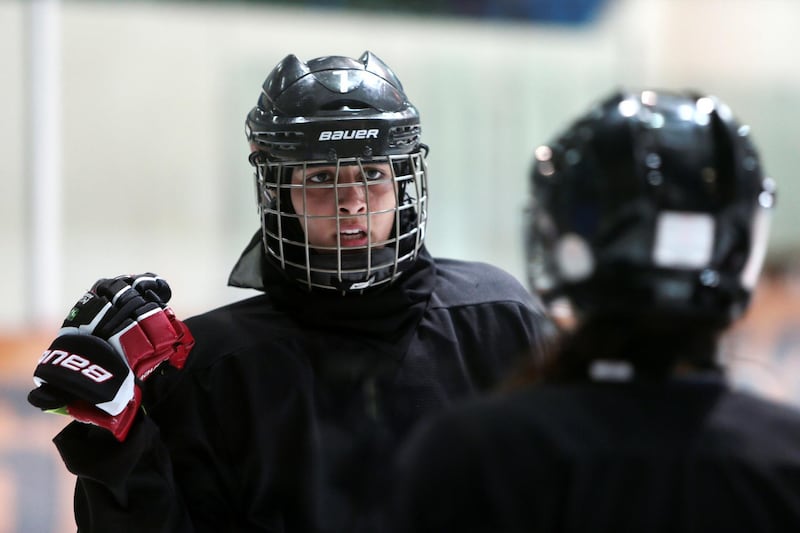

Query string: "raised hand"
[[28, 273, 195, 441]]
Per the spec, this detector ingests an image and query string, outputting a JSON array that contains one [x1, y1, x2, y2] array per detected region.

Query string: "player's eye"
[[362, 168, 385, 182], [306, 171, 334, 184]]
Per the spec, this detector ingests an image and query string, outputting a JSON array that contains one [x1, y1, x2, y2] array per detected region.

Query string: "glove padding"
[[81, 273, 193, 378], [28, 273, 195, 441], [30, 334, 142, 441]]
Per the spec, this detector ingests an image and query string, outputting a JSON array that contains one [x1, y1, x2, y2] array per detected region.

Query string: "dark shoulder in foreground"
[[413, 381, 800, 454], [714, 387, 800, 452], [431, 257, 542, 309]]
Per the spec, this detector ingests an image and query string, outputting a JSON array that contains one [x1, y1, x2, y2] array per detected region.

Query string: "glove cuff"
[[67, 386, 142, 442]]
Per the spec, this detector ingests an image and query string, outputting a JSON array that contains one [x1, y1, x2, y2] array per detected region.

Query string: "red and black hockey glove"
[[28, 273, 195, 441]]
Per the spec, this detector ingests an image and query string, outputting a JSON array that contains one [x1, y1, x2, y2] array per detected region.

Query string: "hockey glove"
[[28, 273, 195, 441]]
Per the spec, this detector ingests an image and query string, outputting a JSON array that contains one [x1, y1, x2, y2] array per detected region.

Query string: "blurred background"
[[1, 0, 799, 530]]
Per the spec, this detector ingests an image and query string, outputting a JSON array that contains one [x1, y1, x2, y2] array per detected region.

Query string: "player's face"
[[290, 162, 397, 251]]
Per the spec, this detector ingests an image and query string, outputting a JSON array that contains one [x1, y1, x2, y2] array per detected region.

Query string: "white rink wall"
[[1, 0, 800, 328], [2, 2, 800, 531]]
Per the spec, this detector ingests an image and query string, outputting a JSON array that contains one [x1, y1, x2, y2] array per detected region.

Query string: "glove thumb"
[[28, 383, 75, 412]]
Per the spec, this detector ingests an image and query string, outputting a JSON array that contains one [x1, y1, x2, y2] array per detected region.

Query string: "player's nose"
[[336, 167, 367, 214]]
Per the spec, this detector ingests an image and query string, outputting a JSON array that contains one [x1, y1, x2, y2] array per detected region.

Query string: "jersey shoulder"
[[431, 257, 541, 309], [181, 293, 302, 371]]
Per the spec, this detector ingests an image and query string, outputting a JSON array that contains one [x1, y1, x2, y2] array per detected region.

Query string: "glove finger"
[[132, 304, 180, 378], [136, 304, 178, 352], [94, 278, 148, 311], [108, 304, 166, 379], [92, 277, 129, 301], [131, 273, 172, 305], [92, 281, 149, 338], [111, 303, 193, 378], [164, 307, 194, 370], [91, 273, 172, 311], [28, 383, 77, 411]]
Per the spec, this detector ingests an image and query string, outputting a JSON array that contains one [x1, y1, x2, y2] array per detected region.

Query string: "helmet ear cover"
[[526, 89, 775, 327]]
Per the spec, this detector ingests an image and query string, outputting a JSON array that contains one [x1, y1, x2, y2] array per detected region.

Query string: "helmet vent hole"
[[320, 100, 371, 111]]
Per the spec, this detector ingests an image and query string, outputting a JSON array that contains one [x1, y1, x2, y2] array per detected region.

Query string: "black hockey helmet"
[[244, 51, 428, 294], [526, 89, 776, 327]]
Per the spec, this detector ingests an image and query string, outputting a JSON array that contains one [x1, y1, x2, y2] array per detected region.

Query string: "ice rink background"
[[1, 0, 800, 531]]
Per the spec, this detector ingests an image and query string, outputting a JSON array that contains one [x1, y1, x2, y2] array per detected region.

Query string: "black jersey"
[[393, 377, 800, 533], [52, 247, 552, 532]]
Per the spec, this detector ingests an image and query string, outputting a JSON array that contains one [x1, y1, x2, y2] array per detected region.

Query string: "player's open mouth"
[[340, 228, 367, 239], [339, 228, 368, 245]]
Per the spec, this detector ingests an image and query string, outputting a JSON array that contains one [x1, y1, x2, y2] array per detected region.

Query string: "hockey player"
[[392, 89, 800, 532], [27, 51, 553, 532]]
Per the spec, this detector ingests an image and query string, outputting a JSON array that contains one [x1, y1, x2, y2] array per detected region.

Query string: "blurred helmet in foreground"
[[526, 89, 776, 327]]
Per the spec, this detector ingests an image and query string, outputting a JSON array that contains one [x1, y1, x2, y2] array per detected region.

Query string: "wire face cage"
[[254, 152, 428, 293]]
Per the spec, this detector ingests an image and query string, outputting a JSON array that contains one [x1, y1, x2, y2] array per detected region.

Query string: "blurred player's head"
[[245, 51, 428, 294], [526, 89, 776, 331]]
